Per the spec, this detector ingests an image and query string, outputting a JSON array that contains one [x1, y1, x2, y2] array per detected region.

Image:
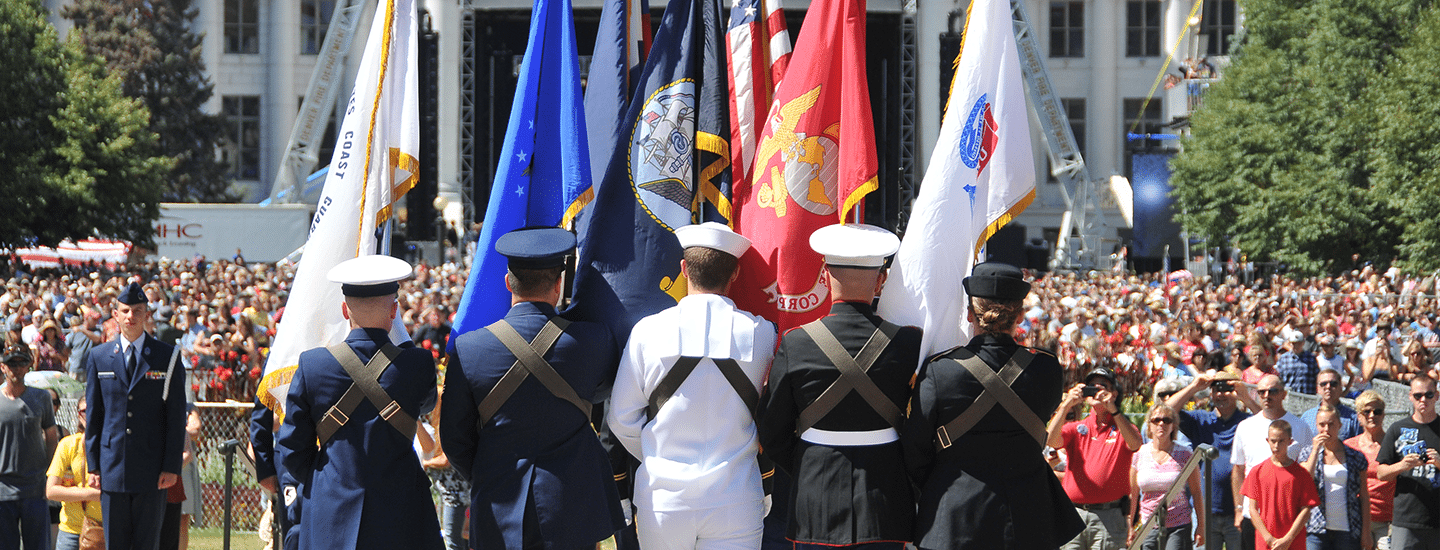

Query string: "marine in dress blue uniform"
[[85, 282, 187, 550], [276, 255, 443, 550], [758, 224, 920, 550], [441, 227, 625, 550]]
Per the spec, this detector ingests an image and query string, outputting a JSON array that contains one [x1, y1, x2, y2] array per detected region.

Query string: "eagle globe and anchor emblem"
[[750, 84, 846, 314]]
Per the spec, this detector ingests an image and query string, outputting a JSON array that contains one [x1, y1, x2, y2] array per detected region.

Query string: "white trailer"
[[151, 204, 312, 263]]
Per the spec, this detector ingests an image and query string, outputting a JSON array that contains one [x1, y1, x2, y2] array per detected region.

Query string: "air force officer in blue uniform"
[[441, 227, 625, 550], [277, 255, 443, 550], [85, 282, 187, 550]]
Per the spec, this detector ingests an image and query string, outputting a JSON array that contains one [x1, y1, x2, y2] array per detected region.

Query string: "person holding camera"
[[1377, 375, 1440, 550], [1166, 370, 1261, 550], [1047, 367, 1143, 550]]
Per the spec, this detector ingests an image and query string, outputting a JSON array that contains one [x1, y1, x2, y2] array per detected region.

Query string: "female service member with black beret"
[[901, 262, 1084, 550]]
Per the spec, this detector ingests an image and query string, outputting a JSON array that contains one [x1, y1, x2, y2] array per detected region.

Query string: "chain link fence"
[[54, 398, 268, 532]]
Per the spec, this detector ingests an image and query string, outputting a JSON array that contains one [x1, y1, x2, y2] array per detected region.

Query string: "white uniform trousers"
[[637, 501, 763, 550]]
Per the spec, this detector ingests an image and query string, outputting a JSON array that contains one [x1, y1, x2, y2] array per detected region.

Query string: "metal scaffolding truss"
[[897, 0, 919, 232], [459, 12, 478, 232]]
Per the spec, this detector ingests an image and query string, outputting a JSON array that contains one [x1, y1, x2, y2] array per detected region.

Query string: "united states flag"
[[726, 0, 792, 193]]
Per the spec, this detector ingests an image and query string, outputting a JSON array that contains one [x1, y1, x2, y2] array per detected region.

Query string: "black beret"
[[962, 262, 1030, 301], [117, 282, 147, 306], [496, 227, 575, 270]]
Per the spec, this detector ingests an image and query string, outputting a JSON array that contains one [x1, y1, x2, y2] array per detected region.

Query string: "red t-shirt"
[[1180, 340, 1203, 366], [1345, 434, 1396, 522], [1242, 459, 1320, 550], [1060, 413, 1136, 504]]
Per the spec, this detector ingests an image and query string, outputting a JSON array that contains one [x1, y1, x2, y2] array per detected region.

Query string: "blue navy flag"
[[449, 0, 590, 351], [568, 0, 651, 227], [567, 0, 733, 341]]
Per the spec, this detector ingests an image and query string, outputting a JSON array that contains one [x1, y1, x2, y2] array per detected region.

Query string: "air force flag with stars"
[[567, 0, 733, 343], [448, 0, 590, 350]]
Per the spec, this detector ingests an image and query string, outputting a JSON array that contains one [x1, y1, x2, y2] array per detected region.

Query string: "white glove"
[[763, 495, 773, 518], [621, 499, 633, 526]]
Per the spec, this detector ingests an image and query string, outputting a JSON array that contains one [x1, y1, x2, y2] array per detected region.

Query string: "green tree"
[[65, 0, 234, 202], [0, 0, 169, 248], [0, 0, 67, 243], [1366, 9, 1440, 271], [1170, 0, 1434, 273]]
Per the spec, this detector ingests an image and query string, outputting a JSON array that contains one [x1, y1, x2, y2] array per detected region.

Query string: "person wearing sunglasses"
[[1345, 391, 1394, 550], [0, 346, 58, 550], [1167, 370, 1263, 550], [1232, 375, 1315, 548], [1128, 403, 1205, 550], [1377, 375, 1440, 550], [1301, 369, 1362, 442]]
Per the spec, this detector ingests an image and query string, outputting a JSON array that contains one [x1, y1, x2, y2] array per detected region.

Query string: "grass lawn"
[[186, 528, 620, 549], [188, 527, 263, 550]]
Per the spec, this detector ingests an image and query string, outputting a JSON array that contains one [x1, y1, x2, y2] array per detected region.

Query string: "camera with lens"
[[1082, 385, 1100, 398]]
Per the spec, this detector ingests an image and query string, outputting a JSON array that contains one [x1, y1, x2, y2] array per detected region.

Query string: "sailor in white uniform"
[[609, 222, 778, 550]]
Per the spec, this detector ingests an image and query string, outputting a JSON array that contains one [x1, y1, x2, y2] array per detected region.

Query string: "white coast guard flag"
[[876, 0, 1034, 366], [259, 0, 419, 415]]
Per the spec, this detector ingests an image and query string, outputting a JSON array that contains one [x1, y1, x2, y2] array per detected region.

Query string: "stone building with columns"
[[39, 0, 1236, 262]]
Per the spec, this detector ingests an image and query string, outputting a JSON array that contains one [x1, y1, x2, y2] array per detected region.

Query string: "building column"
[[424, 0, 463, 224], [1089, 0, 1118, 178], [266, 0, 299, 201]]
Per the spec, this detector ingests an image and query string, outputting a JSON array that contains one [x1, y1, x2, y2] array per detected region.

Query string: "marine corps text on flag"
[[730, 0, 879, 331]]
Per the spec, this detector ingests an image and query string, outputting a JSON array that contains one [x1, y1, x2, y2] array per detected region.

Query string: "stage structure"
[[456, 3, 919, 235]]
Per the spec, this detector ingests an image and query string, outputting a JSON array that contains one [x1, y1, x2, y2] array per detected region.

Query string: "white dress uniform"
[[609, 223, 778, 550]]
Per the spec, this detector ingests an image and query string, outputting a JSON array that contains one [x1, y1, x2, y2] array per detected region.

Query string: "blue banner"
[[449, 0, 590, 350], [1131, 152, 1181, 259], [566, 0, 732, 341]]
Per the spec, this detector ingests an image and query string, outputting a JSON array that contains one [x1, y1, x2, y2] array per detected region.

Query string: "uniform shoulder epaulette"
[[1026, 346, 1056, 358], [925, 345, 969, 364]]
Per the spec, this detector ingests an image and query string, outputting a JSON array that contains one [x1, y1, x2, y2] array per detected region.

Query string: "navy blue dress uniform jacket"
[[85, 333, 187, 492], [757, 301, 920, 545], [277, 328, 442, 550], [901, 333, 1083, 550], [441, 302, 626, 550], [251, 396, 278, 482]]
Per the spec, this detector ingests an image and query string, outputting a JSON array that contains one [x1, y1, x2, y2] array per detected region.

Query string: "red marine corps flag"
[[730, 0, 878, 331], [877, 0, 1035, 363]]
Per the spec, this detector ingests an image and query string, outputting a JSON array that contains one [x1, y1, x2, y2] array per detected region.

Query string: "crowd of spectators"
[[0, 254, 465, 403], [4, 252, 1438, 409], [1019, 264, 1440, 404], [6, 254, 1440, 550]]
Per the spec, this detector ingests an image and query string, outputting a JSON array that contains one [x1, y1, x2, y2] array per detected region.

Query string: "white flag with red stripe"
[[877, 0, 1036, 365], [727, 0, 791, 191]]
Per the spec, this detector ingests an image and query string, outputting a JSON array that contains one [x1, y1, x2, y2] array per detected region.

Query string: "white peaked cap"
[[810, 224, 900, 268], [674, 222, 751, 259], [327, 255, 414, 297]]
